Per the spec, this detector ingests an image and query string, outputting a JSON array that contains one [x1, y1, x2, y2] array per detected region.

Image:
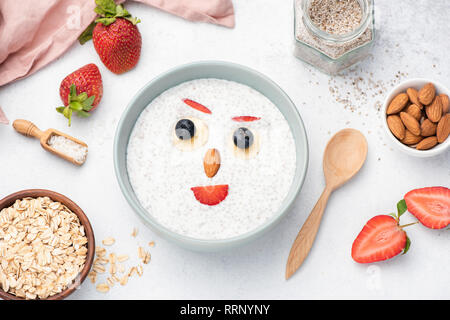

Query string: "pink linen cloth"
[[0, 0, 235, 87], [0, 107, 8, 124]]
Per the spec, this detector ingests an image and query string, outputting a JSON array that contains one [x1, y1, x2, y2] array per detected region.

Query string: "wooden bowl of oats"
[[0, 189, 95, 300]]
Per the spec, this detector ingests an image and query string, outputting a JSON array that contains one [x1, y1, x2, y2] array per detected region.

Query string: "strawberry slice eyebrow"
[[183, 99, 212, 114], [231, 116, 261, 122]]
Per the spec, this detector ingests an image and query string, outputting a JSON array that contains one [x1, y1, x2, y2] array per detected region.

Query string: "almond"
[[400, 112, 421, 136], [386, 93, 409, 115], [405, 104, 422, 121], [426, 96, 442, 123], [401, 130, 423, 145], [418, 83, 435, 105], [439, 94, 449, 114], [420, 119, 437, 137], [387, 115, 405, 140], [203, 148, 221, 178], [416, 136, 438, 150], [406, 88, 423, 109], [436, 113, 450, 143]]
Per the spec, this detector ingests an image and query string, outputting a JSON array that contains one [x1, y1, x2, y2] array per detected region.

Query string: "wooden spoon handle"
[[285, 187, 332, 279], [12, 119, 44, 140]]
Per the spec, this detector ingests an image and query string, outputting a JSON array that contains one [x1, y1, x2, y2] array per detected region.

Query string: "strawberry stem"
[[94, 0, 140, 26], [399, 221, 419, 229]]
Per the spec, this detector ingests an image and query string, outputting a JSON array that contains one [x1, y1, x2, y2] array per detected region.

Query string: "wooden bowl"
[[0, 189, 95, 300]]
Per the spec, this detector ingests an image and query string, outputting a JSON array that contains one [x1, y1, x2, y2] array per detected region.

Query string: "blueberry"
[[175, 119, 196, 140], [233, 127, 254, 149]]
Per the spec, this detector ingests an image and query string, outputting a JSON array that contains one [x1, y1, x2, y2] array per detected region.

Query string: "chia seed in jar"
[[294, 0, 375, 74]]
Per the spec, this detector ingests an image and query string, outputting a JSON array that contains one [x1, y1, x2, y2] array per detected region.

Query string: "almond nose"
[[203, 148, 221, 178]]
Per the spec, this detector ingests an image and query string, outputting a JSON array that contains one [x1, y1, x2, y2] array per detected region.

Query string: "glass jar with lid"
[[294, 0, 375, 75]]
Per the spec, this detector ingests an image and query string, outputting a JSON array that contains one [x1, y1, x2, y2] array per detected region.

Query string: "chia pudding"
[[126, 79, 296, 240]]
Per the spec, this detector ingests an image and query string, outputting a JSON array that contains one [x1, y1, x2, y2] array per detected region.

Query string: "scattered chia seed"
[[326, 67, 409, 114]]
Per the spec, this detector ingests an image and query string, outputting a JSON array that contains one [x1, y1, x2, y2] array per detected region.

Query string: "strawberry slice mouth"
[[191, 184, 229, 206]]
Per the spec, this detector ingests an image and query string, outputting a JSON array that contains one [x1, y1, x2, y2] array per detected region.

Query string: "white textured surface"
[[0, 0, 448, 299], [127, 79, 296, 239]]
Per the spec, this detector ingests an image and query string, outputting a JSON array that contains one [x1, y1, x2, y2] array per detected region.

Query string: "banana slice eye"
[[229, 127, 260, 159], [172, 117, 208, 151]]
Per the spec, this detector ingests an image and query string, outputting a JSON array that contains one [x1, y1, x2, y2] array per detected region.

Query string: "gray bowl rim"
[[113, 60, 309, 250]]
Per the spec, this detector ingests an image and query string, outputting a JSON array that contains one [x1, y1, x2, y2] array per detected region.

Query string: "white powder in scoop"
[[127, 79, 296, 240], [48, 135, 88, 164]]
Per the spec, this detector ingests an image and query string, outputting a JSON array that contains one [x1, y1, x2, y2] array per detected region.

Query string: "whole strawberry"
[[57, 63, 103, 126], [89, 0, 141, 74]]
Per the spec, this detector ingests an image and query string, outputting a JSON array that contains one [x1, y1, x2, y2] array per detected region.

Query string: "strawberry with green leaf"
[[57, 63, 103, 126], [351, 200, 417, 264], [79, 0, 142, 74]]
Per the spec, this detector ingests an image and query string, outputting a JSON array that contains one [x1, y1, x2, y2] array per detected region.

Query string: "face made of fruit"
[[127, 79, 296, 239], [173, 99, 263, 206]]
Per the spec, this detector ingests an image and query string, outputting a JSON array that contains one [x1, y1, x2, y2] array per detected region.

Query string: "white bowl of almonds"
[[0, 190, 95, 300], [383, 79, 450, 157]]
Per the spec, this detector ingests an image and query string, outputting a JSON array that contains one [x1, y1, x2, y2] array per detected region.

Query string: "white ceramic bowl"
[[382, 78, 450, 157]]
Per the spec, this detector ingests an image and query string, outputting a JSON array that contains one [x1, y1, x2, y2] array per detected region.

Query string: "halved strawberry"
[[183, 99, 212, 114], [404, 186, 450, 229], [231, 116, 261, 122], [191, 185, 229, 206], [352, 215, 408, 264]]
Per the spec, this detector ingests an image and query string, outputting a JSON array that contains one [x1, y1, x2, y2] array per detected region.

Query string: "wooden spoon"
[[12, 119, 88, 166], [286, 128, 368, 280]]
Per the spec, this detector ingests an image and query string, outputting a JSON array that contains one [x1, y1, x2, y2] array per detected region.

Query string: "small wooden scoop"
[[13, 119, 88, 166]]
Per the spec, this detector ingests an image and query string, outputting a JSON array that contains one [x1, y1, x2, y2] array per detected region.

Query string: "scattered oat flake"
[[117, 254, 129, 262], [109, 264, 117, 275], [138, 246, 144, 259], [88, 271, 97, 284], [148, 241, 155, 247], [95, 257, 108, 265], [143, 252, 151, 264], [102, 237, 115, 246], [107, 277, 115, 287], [96, 246, 106, 257], [120, 275, 129, 286], [93, 264, 106, 274], [128, 267, 138, 277], [109, 253, 116, 264], [137, 265, 143, 277], [96, 283, 110, 293], [131, 228, 138, 237]]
